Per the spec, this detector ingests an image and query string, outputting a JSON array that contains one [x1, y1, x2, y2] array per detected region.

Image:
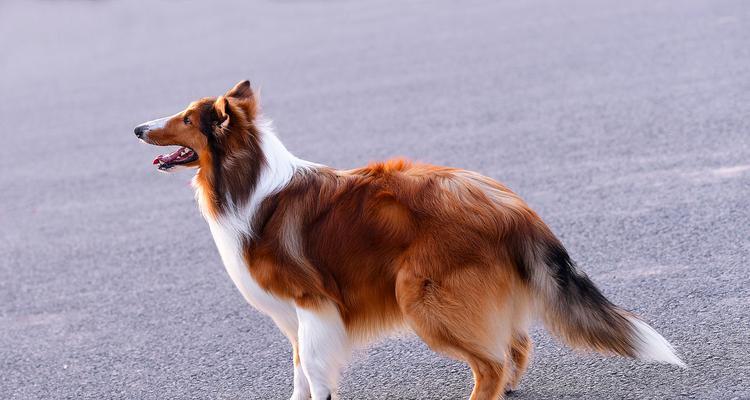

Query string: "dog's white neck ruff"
[[192, 118, 316, 234], [191, 119, 315, 340]]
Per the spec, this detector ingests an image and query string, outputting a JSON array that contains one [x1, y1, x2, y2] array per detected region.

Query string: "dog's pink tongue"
[[153, 148, 182, 165]]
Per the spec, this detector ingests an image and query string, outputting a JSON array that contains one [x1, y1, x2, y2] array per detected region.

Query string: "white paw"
[[289, 390, 311, 400]]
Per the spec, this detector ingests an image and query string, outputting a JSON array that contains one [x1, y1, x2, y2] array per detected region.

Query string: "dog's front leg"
[[269, 314, 311, 400], [296, 302, 351, 400], [290, 339, 312, 400]]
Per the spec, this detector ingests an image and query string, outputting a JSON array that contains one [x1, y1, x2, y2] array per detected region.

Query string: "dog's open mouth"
[[153, 146, 198, 171]]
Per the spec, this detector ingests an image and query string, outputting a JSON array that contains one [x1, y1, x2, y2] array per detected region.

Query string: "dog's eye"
[[183, 115, 191, 125]]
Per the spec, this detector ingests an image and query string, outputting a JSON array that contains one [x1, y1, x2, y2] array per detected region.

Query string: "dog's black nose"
[[134, 124, 148, 138]]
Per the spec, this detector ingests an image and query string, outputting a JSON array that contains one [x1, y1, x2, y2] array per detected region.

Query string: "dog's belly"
[[206, 218, 298, 337]]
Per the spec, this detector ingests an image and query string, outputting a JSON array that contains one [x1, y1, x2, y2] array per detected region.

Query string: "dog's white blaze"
[[629, 317, 686, 367], [297, 302, 351, 399], [142, 115, 172, 130]]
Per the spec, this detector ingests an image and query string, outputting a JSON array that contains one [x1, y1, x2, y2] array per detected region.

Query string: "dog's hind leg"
[[296, 302, 351, 400], [395, 266, 515, 400], [506, 333, 532, 392], [467, 356, 509, 400]]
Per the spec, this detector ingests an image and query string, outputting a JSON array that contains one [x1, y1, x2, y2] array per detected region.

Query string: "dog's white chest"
[[205, 217, 298, 335]]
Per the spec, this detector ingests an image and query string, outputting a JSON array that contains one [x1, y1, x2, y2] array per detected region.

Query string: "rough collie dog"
[[134, 81, 684, 400]]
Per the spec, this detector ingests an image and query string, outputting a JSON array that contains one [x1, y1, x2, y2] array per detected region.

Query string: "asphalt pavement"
[[1, 0, 749, 399]]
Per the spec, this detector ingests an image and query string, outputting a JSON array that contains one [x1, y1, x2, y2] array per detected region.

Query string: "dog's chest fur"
[[203, 208, 298, 337]]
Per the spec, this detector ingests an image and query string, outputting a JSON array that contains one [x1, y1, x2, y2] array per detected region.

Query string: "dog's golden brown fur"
[[247, 162, 539, 397], [135, 81, 684, 400]]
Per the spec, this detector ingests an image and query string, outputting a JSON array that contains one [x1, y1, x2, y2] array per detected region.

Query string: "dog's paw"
[[289, 390, 311, 400]]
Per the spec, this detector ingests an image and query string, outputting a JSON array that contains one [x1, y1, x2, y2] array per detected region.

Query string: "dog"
[[134, 80, 684, 400]]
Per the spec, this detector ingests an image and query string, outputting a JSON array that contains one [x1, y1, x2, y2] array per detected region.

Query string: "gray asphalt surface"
[[1, 0, 749, 399]]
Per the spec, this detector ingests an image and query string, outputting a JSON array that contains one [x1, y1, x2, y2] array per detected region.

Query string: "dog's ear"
[[212, 96, 231, 129], [224, 80, 259, 120], [226, 80, 253, 100]]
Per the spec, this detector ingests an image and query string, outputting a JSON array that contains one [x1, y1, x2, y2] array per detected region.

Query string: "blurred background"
[[1, 0, 748, 399]]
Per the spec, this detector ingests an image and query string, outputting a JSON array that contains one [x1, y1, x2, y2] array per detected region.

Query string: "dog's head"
[[134, 80, 258, 172]]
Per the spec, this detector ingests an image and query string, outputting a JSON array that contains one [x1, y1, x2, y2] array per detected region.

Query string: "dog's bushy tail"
[[521, 227, 685, 366]]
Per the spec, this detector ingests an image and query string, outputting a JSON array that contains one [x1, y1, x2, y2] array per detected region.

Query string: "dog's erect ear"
[[213, 96, 231, 129], [226, 80, 252, 100]]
